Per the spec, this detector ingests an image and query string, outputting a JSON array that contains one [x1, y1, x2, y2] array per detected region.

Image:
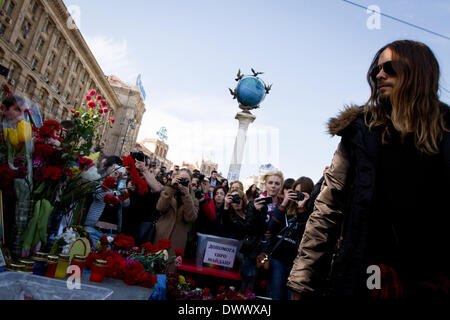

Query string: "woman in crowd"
[[230, 180, 244, 192], [266, 176, 314, 300], [197, 185, 227, 237], [223, 188, 249, 241], [153, 168, 199, 271], [239, 171, 285, 293], [280, 178, 295, 201], [122, 152, 162, 246], [221, 179, 230, 194], [84, 156, 130, 248], [245, 184, 259, 202]]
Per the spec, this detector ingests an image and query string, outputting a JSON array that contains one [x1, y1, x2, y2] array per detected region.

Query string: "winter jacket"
[[153, 185, 199, 270], [287, 104, 450, 298]]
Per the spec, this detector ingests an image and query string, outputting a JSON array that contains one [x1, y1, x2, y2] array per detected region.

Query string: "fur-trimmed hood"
[[327, 105, 364, 136]]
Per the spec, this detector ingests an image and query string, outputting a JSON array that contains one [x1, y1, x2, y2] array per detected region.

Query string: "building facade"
[[105, 75, 146, 156], [137, 138, 172, 169], [0, 0, 131, 153]]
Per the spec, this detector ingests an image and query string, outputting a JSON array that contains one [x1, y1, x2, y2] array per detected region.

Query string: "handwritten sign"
[[203, 241, 237, 268]]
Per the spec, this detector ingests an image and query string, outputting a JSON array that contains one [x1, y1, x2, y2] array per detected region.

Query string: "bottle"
[[19, 259, 35, 274], [32, 252, 48, 276], [54, 254, 71, 279], [44, 255, 59, 278], [69, 255, 86, 277], [89, 259, 107, 283]]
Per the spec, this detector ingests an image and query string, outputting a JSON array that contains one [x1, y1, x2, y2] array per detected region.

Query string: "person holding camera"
[[265, 177, 314, 300], [238, 171, 284, 294], [121, 152, 162, 245], [153, 168, 199, 271], [84, 156, 130, 248], [197, 185, 228, 237]]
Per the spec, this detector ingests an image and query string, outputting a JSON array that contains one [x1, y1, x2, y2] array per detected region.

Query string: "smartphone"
[[257, 196, 273, 205]]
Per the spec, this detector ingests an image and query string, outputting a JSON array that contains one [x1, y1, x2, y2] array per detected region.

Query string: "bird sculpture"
[[265, 84, 272, 94], [251, 68, 264, 77], [235, 69, 243, 82], [229, 88, 237, 99]]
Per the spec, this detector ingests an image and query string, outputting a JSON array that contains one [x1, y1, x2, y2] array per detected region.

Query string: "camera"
[[258, 196, 273, 205], [178, 178, 190, 187], [295, 191, 305, 201], [131, 151, 145, 162], [232, 194, 241, 204], [195, 190, 204, 200]]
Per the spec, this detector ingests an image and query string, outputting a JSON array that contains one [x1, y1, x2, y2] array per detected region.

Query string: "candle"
[[45, 255, 59, 278], [69, 255, 86, 276], [32, 252, 48, 276], [54, 254, 71, 279], [89, 259, 107, 283]]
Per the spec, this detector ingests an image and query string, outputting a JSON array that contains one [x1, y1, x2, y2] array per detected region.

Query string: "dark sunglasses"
[[370, 61, 397, 82]]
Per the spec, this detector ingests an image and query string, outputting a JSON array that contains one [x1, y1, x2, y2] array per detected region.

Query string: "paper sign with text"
[[203, 241, 237, 268]]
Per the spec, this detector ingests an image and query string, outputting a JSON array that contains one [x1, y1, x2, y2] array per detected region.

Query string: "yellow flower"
[[3, 127, 19, 147], [70, 166, 81, 176], [178, 275, 186, 285], [17, 120, 32, 144]]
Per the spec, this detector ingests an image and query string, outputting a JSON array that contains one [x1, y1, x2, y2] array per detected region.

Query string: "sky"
[[62, 0, 450, 183]]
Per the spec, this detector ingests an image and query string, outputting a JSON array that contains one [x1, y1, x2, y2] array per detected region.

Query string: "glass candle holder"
[[89, 259, 107, 283], [45, 255, 59, 278], [32, 252, 48, 276], [19, 259, 35, 274], [54, 254, 71, 279], [69, 255, 86, 277]]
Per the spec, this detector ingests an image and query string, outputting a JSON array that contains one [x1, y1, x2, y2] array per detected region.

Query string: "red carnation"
[[140, 272, 157, 288], [100, 236, 109, 246], [102, 176, 116, 191], [260, 280, 268, 289], [109, 118, 115, 124], [100, 100, 107, 107], [175, 248, 184, 258], [88, 101, 96, 108], [96, 95, 102, 101], [98, 109, 104, 114], [70, 108, 75, 113], [43, 120, 60, 131], [85, 95, 91, 101], [203, 288, 211, 297], [75, 111, 80, 116], [103, 194, 119, 206], [113, 233, 135, 250], [79, 157, 93, 170], [0, 165, 17, 194], [34, 144, 54, 158], [118, 192, 129, 201], [89, 90, 96, 96], [38, 126, 55, 138], [43, 166, 63, 181], [140, 242, 156, 254], [103, 108, 108, 113], [122, 155, 135, 168], [156, 239, 171, 251]]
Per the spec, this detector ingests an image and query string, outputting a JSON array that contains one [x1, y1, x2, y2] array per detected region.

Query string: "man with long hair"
[[288, 40, 449, 300]]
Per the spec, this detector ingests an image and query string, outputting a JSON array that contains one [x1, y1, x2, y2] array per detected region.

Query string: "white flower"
[[80, 166, 101, 182], [107, 236, 114, 243], [49, 138, 61, 147]]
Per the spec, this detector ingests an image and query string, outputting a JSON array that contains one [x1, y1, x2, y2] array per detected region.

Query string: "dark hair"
[[103, 155, 122, 170], [213, 186, 226, 207], [365, 40, 448, 154], [282, 178, 296, 191], [2, 96, 18, 111], [211, 170, 217, 174], [60, 120, 74, 129], [292, 177, 314, 194]]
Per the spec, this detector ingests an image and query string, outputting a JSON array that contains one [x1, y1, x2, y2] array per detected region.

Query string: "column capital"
[[235, 111, 256, 124]]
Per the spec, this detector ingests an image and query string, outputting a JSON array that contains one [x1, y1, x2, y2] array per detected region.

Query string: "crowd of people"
[[1, 39, 449, 301]]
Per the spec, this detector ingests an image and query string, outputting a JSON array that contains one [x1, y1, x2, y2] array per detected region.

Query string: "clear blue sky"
[[63, 0, 450, 182]]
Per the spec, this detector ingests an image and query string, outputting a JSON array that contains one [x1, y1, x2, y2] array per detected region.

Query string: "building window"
[[22, 20, 31, 39], [15, 40, 23, 54], [56, 82, 61, 92], [42, 20, 51, 33], [36, 38, 45, 52], [30, 1, 38, 14], [47, 53, 55, 66], [39, 88, 47, 101], [65, 92, 70, 102], [5, 1, 15, 16], [55, 36, 62, 48], [69, 77, 75, 87], [24, 77, 33, 93], [0, 23, 6, 36], [31, 56, 38, 69]]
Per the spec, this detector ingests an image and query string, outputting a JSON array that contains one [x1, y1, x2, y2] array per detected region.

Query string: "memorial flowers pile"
[[0, 87, 115, 256], [166, 273, 256, 300], [86, 236, 182, 289]]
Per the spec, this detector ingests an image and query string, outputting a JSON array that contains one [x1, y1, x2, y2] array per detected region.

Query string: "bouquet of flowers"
[[49, 225, 92, 256], [85, 236, 179, 289], [1, 86, 115, 257]]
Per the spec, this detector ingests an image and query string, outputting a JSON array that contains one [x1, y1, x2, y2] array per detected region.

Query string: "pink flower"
[[75, 111, 80, 116], [99, 109, 104, 114], [100, 100, 107, 107], [103, 108, 108, 113], [89, 90, 96, 96], [85, 95, 91, 101], [70, 108, 75, 113], [96, 95, 102, 101], [109, 118, 115, 124], [175, 256, 183, 267], [88, 101, 96, 108]]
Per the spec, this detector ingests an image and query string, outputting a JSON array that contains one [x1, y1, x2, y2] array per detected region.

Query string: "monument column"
[[228, 111, 256, 181]]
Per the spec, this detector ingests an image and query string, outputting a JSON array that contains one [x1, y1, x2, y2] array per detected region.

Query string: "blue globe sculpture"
[[236, 76, 266, 107]]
